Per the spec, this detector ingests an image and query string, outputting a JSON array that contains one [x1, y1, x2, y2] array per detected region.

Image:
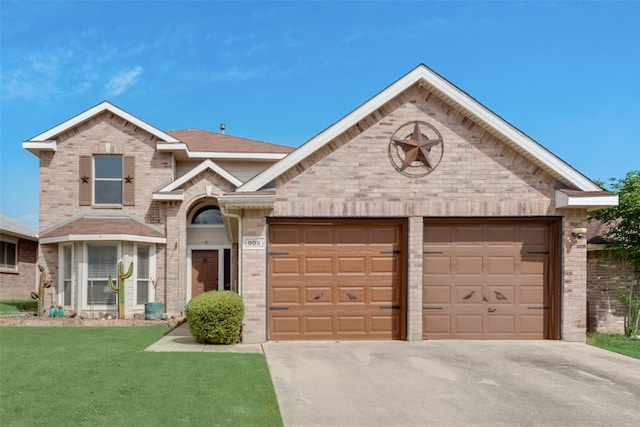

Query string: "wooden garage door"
[[268, 220, 405, 340], [423, 221, 556, 339]]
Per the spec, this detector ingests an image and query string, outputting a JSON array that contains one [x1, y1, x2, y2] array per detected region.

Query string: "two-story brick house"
[[24, 64, 616, 342]]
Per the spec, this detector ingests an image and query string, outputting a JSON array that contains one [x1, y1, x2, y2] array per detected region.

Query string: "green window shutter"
[[79, 155, 92, 206], [123, 155, 135, 206]]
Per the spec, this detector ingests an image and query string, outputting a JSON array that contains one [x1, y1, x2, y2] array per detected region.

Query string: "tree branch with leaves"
[[589, 170, 640, 336]]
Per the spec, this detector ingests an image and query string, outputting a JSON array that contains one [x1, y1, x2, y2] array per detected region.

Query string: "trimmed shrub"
[[185, 291, 244, 344]]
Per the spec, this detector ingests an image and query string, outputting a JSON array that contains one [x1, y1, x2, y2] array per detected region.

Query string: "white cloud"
[[104, 66, 143, 97]]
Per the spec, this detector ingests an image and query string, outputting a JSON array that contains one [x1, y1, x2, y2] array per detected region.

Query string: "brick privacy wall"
[[407, 217, 423, 341], [240, 209, 270, 343], [0, 238, 38, 300], [587, 249, 630, 333]]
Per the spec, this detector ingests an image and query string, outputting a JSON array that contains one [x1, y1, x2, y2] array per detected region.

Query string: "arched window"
[[191, 205, 223, 225]]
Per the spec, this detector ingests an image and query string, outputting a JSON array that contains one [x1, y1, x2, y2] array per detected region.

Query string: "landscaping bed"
[[0, 314, 183, 328]]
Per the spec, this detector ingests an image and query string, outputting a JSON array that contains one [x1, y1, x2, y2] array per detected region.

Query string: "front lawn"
[[587, 332, 640, 359], [0, 327, 282, 426]]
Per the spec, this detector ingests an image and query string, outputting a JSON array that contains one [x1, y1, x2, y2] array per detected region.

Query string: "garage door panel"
[[424, 221, 553, 340], [424, 285, 451, 304], [338, 257, 366, 273], [270, 228, 300, 244], [424, 256, 452, 274], [269, 220, 404, 340], [456, 256, 484, 275], [486, 256, 516, 275], [456, 286, 483, 304], [271, 287, 301, 305], [456, 315, 484, 334], [305, 257, 333, 274], [271, 257, 301, 275], [305, 287, 332, 303]]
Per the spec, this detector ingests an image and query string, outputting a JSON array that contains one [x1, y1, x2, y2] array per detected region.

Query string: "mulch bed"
[[0, 314, 183, 328]]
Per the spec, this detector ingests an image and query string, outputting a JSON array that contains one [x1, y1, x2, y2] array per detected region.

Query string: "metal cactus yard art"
[[31, 264, 52, 317], [108, 261, 133, 319]]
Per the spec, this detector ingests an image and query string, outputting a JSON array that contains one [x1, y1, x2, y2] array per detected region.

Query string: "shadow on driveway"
[[263, 340, 640, 427]]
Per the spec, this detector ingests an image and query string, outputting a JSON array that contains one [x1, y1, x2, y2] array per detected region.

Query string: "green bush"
[[185, 291, 244, 344]]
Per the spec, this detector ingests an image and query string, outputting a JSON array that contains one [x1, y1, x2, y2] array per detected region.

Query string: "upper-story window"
[[79, 154, 134, 207], [190, 205, 223, 225], [94, 155, 123, 204]]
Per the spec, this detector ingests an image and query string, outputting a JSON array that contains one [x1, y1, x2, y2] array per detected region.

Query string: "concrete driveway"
[[263, 340, 640, 427]]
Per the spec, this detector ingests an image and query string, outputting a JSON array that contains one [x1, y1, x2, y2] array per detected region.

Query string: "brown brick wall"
[[587, 249, 631, 333], [0, 238, 38, 300]]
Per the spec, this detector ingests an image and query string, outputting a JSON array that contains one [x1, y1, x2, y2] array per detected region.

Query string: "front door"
[[192, 250, 219, 297]]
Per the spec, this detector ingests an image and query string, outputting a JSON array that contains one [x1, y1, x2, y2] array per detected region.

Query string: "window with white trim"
[[61, 244, 73, 307], [94, 155, 123, 204], [86, 244, 118, 307], [135, 245, 155, 306], [190, 205, 223, 225], [0, 239, 17, 271]]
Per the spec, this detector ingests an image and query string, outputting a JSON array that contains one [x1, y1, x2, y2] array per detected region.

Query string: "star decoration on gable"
[[388, 121, 444, 177], [124, 175, 134, 184], [81, 175, 90, 184]]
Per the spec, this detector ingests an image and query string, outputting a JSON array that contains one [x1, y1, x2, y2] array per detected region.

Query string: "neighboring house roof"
[[39, 214, 165, 244], [587, 219, 617, 245], [22, 101, 181, 155], [237, 64, 615, 211], [0, 215, 38, 241]]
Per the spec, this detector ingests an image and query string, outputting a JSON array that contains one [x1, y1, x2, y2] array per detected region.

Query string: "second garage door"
[[423, 220, 558, 339], [268, 219, 405, 340]]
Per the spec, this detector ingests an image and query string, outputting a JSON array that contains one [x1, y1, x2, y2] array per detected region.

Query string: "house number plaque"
[[243, 236, 265, 250]]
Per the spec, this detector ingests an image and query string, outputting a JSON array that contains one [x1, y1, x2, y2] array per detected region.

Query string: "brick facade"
[[0, 238, 38, 300]]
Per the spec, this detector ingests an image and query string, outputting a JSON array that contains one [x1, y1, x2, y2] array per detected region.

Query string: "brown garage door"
[[268, 219, 405, 340], [423, 220, 557, 339]]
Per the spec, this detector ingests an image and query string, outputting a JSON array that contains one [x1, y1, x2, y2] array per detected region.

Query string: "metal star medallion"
[[124, 175, 134, 184], [388, 121, 443, 177], [81, 175, 90, 184]]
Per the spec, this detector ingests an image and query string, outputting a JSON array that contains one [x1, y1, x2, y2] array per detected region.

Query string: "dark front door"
[[192, 250, 219, 297]]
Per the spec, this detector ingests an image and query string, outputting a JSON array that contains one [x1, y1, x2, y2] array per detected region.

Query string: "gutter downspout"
[[220, 206, 242, 296]]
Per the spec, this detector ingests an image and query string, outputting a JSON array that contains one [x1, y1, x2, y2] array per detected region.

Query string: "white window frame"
[[134, 243, 156, 308], [0, 237, 18, 272], [58, 243, 74, 309], [82, 242, 121, 311], [93, 155, 123, 205]]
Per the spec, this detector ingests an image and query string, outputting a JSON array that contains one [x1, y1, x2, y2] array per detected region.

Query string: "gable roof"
[[23, 101, 180, 155], [237, 64, 604, 193], [153, 159, 243, 201]]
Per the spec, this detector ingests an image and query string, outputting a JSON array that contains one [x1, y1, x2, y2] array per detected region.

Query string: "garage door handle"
[[379, 305, 401, 310], [423, 306, 443, 310], [269, 306, 289, 311], [527, 306, 550, 310]]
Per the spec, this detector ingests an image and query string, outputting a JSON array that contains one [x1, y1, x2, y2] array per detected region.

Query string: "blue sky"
[[1, 1, 639, 227]]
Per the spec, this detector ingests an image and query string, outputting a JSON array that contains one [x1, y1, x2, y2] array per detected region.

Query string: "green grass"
[[0, 300, 36, 315], [0, 327, 282, 426], [587, 332, 640, 359]]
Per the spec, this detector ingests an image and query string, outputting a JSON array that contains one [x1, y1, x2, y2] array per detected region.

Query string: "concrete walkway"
[[263, 340, 640, 427], [145, 321, 262, 353]]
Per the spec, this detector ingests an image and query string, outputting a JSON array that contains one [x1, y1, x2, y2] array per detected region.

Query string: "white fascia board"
[[28, 101, 180, 143], [156, 143, 189, 151], [217, 194, 276, 209], [555, 190, 619, 209], [40, 234, 166, 244], [22, 141, 57, 155], [188, 152, 289, 160], [152, 193, 184, 201], [239, 65, 601, 192], [159, 159, 243, 192]]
